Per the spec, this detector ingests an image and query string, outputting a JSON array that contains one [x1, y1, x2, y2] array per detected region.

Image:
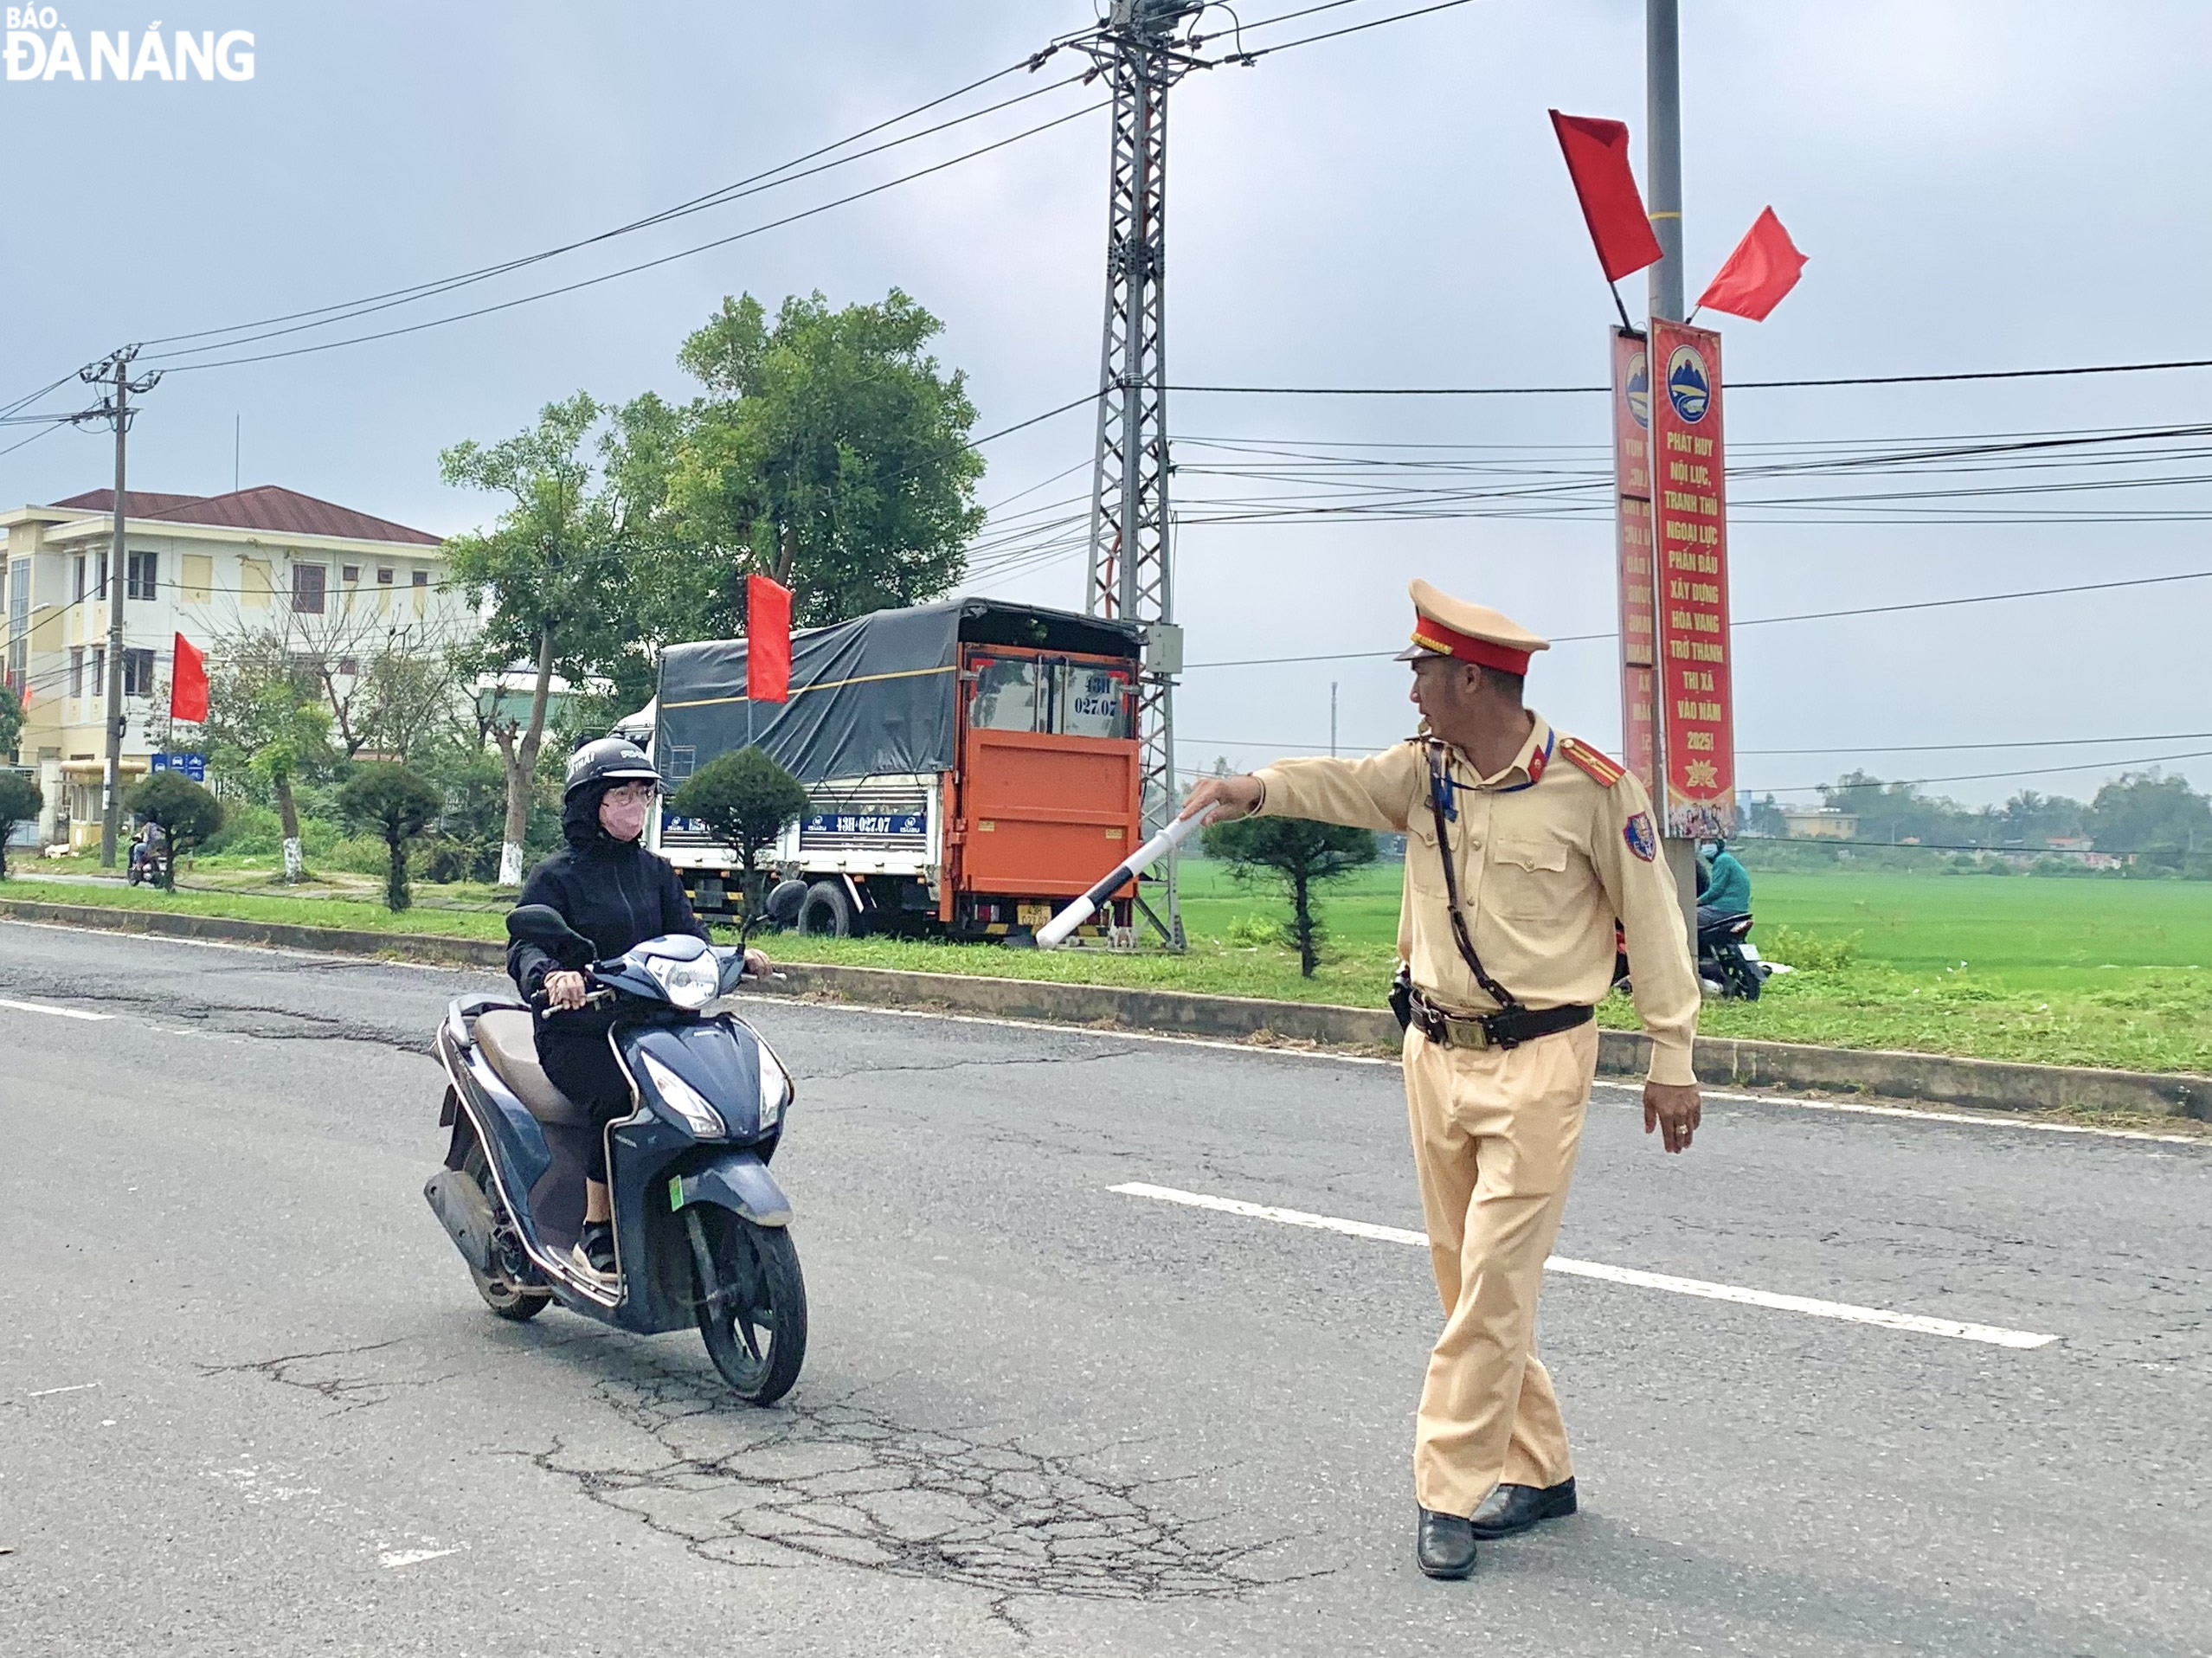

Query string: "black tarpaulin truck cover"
[[654, 597, 1144, 786]]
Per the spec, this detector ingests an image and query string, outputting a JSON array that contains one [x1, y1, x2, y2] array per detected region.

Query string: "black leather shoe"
[[1416, 1508, 1478, 1580], [1468, 1477, 1578, 1540]]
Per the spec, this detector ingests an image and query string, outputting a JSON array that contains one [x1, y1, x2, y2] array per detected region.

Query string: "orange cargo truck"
[[645, 598, 1146, 941]]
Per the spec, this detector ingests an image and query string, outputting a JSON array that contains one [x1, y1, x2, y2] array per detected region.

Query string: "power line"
[[1182, 729, 2212, 758], [1756, 749, 2212, 794], [135, 55, 1071, 356], [1216, 0, 1480, 62], [159, 102, 1108, 376], [0, 420, 78, 463], [145, 72, 1093, 366], [1167, 357, 2212, 396], [1179, 569, 2212, 669]]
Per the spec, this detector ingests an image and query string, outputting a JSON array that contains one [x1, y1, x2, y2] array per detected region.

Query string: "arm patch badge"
[[1624, 811, 1658, 862]]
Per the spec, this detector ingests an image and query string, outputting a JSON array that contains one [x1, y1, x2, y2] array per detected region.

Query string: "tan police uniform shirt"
[[1251, 712, 1701, 1086]]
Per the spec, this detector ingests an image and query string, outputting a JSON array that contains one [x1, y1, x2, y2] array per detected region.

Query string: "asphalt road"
[[2, 919, 2207, 1658]]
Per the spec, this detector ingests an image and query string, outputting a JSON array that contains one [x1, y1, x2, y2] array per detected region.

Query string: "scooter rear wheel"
[[688, 1209, 807, 1404], [460, 1143, 552, 1322]]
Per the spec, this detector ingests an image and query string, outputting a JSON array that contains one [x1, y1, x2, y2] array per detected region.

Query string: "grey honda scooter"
[[424, 884, 810, 1404]]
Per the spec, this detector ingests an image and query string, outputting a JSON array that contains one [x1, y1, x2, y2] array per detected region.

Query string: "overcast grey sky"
[[3, 1, 2205, 807]]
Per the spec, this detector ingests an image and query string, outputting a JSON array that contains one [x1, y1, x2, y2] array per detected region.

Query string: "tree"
[[1742, 793, 1786, 839], [124, 772, 222, 888], [442, 393, 633, 887], [199, 629, 336, 882], [2086, 771, 2212, 871], [1203, 815, 1378, 977], [1994, 788, 2087, 847], [647, 290, 986, 637], [0, 770, 40, 878], [0, 682, 23, 762], [339, 762, 442, 911], [247, 683, 333, 883], [670, 749, 807, 922]]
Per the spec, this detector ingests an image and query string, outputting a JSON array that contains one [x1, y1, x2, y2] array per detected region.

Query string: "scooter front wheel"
[[686, 1208, 807, 1404]]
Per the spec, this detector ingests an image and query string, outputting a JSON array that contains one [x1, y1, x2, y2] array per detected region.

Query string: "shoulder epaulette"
[[1558, 736, 1625, 787]]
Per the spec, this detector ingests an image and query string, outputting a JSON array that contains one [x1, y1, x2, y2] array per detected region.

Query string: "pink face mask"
[[599, 787, 652, 844]]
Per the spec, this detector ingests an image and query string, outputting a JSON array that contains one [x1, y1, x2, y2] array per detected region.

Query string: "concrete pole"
[[1646, 0, 1701, 952], [99, 364, 132, 870], [1645, 0, 1684, 323]]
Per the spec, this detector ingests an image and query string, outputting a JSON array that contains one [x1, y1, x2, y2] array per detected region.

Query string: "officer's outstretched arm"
[[1589, 774, 1701, 1090], [1249, 743, 1424, 834]]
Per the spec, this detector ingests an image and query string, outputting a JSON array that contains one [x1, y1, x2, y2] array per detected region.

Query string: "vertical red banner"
[[1610, 328, 1657, 794], [1649, 319, 1737, 838], [170, 632, 209, 723], [745, 573, 793, 704]]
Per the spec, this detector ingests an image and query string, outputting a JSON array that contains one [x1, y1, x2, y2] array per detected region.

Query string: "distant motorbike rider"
[[1696, 838, 1752, 928], [129, 819, 168, 880], [506, 738, 766, 1283]]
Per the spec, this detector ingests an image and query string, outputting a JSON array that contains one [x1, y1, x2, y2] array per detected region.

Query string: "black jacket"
[[506, 793, 707, 1006]]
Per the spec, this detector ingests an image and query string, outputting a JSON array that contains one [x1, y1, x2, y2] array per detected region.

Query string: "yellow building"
[[2, 485, 466, 850], [1782, 809, 1859, 841]]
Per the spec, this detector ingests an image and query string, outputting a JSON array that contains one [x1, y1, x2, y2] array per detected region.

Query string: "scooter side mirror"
[[763, 879, 808, 928], [506, 903, 593, 963]]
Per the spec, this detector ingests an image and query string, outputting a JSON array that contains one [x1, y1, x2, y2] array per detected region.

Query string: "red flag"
[[170, 632, 209, 723], [1695, 207, 1807, 323], [1548, 111, 1664, 283], [745, 573, 793, 704]]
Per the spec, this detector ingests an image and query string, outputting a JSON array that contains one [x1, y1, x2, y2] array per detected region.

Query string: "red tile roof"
[[48, 485, 440, 547], [50, 489, 206, 517]]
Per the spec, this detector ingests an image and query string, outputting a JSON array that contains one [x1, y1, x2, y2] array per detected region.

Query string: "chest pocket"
[[1407, 819, 1447, 894], [1487, 835, 1572, 919]]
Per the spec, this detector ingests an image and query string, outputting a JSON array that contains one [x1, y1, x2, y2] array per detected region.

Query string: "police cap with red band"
[[1392, 579, 1551, 675]]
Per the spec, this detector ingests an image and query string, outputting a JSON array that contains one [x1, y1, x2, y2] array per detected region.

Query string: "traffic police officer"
[[1181, 579, 1702, 1581]]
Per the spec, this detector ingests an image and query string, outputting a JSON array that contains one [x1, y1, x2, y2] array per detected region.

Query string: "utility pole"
[[1330, 682, 1338, 757], [1644, 0, 1684, 323], [1079, 0, 1203, 949], [80, 346, 162, 869], [1644, 0, 1700, 945]]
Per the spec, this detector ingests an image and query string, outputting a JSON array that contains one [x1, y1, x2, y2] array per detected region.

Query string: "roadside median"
[[4, 894, 2205, 1124]]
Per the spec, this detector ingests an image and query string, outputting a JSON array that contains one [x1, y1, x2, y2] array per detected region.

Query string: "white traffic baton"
[[1034, 812, 1207, 949]]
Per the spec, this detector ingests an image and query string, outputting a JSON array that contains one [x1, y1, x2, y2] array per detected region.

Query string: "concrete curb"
[[3, 895, 2206, 1121]]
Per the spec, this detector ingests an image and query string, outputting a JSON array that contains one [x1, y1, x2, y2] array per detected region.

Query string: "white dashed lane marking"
[[1110, 1182, 2061, 1351], [0, 996, 113, 1021]]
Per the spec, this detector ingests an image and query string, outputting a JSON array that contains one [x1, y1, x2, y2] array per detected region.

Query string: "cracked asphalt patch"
[[519, 1353, 1290, 1623], [0, 942, 448, 1053], [197, 1340, 462, 1417]]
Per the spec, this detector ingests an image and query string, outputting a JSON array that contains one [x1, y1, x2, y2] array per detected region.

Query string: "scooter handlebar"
[[529, 980, 616, 1013]]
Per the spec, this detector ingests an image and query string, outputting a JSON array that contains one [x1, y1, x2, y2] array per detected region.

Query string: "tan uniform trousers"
[[1404, 1017, 1596, 1517]]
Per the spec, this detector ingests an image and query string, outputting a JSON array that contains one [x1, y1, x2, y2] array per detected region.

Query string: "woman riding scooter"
[[507, 738, 767, 1284]]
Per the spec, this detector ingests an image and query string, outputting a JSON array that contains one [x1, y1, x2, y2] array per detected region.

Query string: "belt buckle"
[[1450, 1015, 1491, 1051]]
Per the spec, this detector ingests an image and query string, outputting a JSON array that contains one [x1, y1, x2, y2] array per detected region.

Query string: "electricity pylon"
[[1077, 0, 1204, 948]]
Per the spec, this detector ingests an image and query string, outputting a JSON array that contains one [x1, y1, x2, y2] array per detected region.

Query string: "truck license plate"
[[1019, 903, 1051, 929]]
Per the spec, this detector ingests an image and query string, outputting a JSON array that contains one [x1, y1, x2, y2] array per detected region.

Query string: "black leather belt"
[[1406, 985, 1593, 1051]]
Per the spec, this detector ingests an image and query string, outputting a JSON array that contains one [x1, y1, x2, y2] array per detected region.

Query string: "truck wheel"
[[797, 880, 855, 937]]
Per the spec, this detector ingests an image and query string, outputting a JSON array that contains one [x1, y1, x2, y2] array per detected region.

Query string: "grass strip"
[[5, 872, 2208, 1076]]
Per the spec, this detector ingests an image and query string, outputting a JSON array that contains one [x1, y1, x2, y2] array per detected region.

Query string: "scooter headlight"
[[638, 1050, 726, 1138], [643, 951, 719, 1010], [757, 1044, 792, 1134]]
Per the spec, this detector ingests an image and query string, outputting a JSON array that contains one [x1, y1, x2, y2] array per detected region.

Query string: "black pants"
[[537, 1019, 633, 1182]]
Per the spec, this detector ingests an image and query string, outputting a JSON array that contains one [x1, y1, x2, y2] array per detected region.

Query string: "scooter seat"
[[473, 1009, 595, 1128]]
